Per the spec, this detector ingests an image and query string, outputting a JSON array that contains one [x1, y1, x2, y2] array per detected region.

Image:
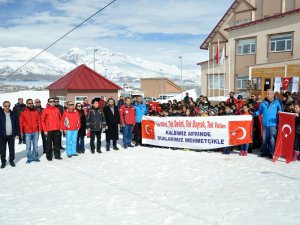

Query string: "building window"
[[252, 77, 262, 91], [209, 75, 224, 89], [57, 96, 67, 106], [236, 75, 249, 89], [75, 96, 88, 104], [237, 38, 256, 55], [270, 34, 292, 52]]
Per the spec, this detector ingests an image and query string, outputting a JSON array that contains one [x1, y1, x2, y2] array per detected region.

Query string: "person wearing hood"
[[61, 101, 81, 158], [41, 98, 62, 161], [13, 98, 26, 144], [0, 101, 19, 168], [19, 99, 42, 163], [253, 89, 283, 159]]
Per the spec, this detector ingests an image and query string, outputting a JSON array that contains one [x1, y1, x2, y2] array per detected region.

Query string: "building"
[[199, 0, 300, 98], [48, 64, 122, 105], [141, 78, 183, 98]]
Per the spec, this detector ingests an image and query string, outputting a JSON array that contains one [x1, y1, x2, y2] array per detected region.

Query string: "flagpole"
[[223, 46, 226, 97], [208, 43, 210, 98], [218, 39, 220, 97], [228, 44, 231, 95], [213, 46, 215, 97]]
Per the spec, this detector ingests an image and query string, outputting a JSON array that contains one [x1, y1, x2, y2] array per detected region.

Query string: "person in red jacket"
[[119, 97, 136, 149], [226, 92, 238, 106], [41, 98, 62, 161], [61, 101, 81, 158], [19, 99, 42, 163]]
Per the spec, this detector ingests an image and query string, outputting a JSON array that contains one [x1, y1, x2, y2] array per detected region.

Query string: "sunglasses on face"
[[27, 103, 33, 105], [35, 101, 41, 103], [3, 105, 10, 108], [49, 101, 54, 103]]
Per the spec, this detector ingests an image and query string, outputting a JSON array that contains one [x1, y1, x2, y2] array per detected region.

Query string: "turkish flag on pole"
[[148, 101, 161, 112], [216, 39, 220, 64], [273, 112, 296, 163], [282, 77, 292, 91]]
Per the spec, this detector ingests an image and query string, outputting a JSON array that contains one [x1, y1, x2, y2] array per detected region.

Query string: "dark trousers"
[[18, 133, 25, 144], [134, 123, 142, 145], [90, 131, 101, 152], [0, 136, 15, 164], [77, 136, 85, 152], [41, 132, 47, 153], [46, 130, 61, 160], [106, 139, 117, 148]]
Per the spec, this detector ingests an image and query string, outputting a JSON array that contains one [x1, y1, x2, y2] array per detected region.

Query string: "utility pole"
[[93, 48, 98, 71]]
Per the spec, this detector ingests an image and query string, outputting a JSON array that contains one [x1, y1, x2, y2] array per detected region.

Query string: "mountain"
[[0, 46, 198, 87]]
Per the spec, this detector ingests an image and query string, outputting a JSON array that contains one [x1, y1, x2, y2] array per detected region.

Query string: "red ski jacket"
[[61, 109, 81, 131], [19, 107, 42, 134], [41, 104, 61, 132], [119, 104, 136, 125]]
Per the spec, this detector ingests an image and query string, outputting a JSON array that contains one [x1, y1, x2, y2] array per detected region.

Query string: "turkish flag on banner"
[[142, 120, 155, 140], [148, 101, 161, 112], [273, 112, 296, 163], [228, 120, 253, 145], [282, 77, 292, 91]]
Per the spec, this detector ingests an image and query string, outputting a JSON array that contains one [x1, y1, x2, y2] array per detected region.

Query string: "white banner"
[[292, 77, 299, 93], [141, 115, 253, 149], [274, 77, 282, 93]]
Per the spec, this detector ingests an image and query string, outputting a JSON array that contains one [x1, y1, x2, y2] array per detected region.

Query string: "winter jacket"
[[19, 107, 42, 134], [61, 109, 81, 131], [77, 110, 87, 137], [226, 97, 238, 106], [119, 104, 136, 125], [41, 104, 61, 132], [56, 104, 64, 115], [0, 110, 19, 138], [134, 102, 148, 123], [103, 105, 120, 141], [12, 103, 26, 120], [117, 99, 124, 108], [86, 107, 105, 132], [254, 97, 283, 127]]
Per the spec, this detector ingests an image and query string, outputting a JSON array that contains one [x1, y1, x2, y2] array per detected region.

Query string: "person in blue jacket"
[[0, 101, 20, 168], [134, 96, 148, 146], [253, 89, 283, 159]]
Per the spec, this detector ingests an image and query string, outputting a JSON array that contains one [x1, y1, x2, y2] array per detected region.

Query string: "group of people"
[[1, 89, 299, 169]]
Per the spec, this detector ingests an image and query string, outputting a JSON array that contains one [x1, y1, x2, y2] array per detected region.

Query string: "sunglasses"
[[35, 101, 41, 103], [49, 101, 54, 103], [3, 105, 10, 108], [27, 103, 33, 105]]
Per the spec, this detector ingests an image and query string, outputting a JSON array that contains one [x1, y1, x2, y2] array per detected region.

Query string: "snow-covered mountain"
[[0, 46, 198, 87]]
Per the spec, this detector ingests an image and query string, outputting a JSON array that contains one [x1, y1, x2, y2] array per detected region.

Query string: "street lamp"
[[160, 69, 163, 96], [93, 49, 98, 71], [178, 56, 183, 99]]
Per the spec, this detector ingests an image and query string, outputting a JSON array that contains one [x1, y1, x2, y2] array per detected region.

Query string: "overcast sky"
[[0, 0, 232, 69]]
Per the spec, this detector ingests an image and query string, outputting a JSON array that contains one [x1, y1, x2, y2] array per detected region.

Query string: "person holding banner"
[[134, 96, 148, 146], [253, 89, 283, 159], [120, 97, 136, 149]]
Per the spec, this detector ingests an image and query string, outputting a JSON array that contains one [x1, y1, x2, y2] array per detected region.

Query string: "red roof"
[[47, 64, 122, 90]]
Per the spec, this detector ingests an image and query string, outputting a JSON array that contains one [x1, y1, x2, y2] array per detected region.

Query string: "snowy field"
[[1, 91, 300, 225], [1, 137, 300, 225]]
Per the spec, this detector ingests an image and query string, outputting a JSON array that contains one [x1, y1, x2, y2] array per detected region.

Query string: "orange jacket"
[[19, 107, 41, 134], [61, 109, 81, 131], [41, 104, 61, 132]]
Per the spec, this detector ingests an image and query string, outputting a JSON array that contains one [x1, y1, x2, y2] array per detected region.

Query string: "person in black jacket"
[[0, 101, 19, 168], [86, 99, 106, 154], [13, 98, 26, 144], [103, 98, 120, 151], [75, 103, 86, 153]]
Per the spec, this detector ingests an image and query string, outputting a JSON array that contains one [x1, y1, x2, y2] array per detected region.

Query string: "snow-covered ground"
[[1, 91, 300, 225]]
